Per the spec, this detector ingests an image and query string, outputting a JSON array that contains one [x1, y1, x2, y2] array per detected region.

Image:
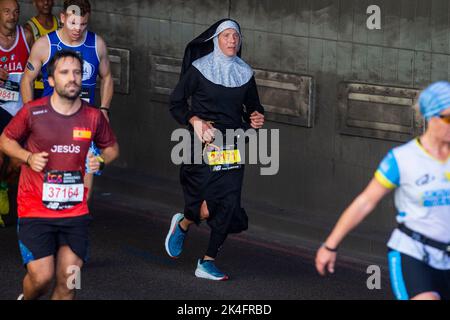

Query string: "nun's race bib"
[[206, 144, 242, 172]]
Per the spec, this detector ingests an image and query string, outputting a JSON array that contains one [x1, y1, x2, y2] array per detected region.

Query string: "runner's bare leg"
[[23, 256, 55, 300], [51, 245, 83, 300]]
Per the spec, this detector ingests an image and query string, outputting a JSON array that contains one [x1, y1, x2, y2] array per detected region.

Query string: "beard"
[[55, 82, 82, 100]]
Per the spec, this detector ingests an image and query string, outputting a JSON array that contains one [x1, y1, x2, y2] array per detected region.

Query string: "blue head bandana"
[[192, 20, 253, 88], [419, 81, 450, 119]]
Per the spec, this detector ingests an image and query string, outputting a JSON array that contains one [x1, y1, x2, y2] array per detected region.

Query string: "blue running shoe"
[[165, 213, 186, 258], [195, 259, 229, 281]]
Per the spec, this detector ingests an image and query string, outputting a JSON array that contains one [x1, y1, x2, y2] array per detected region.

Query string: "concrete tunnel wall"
[[17, 0, 450, 258]]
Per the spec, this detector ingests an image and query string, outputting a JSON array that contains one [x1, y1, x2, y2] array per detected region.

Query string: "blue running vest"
[[42, 31, 100, 105]]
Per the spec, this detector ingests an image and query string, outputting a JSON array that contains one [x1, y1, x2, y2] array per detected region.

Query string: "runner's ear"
[[60, 12, 66, 25], [48, 76, 55, 88]]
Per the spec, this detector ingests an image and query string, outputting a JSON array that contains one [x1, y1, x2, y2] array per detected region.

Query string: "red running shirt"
[[4, 96, 117, 218]]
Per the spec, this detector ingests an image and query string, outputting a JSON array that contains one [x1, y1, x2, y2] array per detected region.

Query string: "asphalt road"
[[0, 190, 393, 300]]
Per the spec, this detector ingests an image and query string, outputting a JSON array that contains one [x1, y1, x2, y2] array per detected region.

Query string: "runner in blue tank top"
[[21, 0, 113, 201], [42, 30, 99, 104]]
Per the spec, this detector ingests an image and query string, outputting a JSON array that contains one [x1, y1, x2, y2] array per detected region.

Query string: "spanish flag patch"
[[73, 128, 92, 141]]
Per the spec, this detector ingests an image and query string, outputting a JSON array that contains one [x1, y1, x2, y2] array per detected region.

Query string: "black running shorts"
[[388, 250, 450, 300], [17, 215, 92, 266]]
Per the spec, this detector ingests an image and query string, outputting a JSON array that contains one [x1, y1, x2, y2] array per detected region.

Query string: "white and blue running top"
[[375, 138, 450, 270]]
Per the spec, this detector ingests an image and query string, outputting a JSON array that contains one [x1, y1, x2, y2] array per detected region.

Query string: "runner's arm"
[[0, 133, 31, 164], [315, 178, 392, 276], [100, 142, 119, 165], [23, 26, 35, 50], [0, 134, 48, 172], [20, 36, 48, 103], [244, 76, 264, 115], [23, 22, 32, 35], [323, 178, 392, 249], [169, 67, 199, 125], [97, 36, 113, 117]]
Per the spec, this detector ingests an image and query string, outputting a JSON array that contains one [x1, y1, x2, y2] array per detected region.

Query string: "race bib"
[[206, 144, 242, 172], [42, 171, 84, 210], [0, 80, 20, 102]]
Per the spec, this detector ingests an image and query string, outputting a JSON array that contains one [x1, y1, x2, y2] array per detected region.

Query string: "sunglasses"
[[439, 114, 450, 124]]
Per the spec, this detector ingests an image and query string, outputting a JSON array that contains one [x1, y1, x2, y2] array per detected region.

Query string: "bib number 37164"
[[42, 171, 84, 210]]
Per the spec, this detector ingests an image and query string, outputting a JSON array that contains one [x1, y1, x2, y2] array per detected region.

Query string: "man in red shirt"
[[0, 50, 119, 300], [0, 0, 34, 226]]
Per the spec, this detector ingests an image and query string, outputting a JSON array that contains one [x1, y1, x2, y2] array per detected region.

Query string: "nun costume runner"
[[165, 19, 265, 281]]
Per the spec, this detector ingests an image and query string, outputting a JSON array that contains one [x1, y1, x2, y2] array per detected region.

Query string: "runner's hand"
[[250, 111, 264, 129], [189, 116, 216, 143], [87, 153, 101, 174], [315, 246, 337, 276], [100, 109, 110, 122], [28, 152, 49, 173], [0, 68, 8, 86]]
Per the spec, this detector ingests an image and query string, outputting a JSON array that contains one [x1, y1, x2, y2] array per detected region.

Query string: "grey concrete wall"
[[17, 0, 450, 256]]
